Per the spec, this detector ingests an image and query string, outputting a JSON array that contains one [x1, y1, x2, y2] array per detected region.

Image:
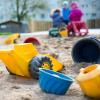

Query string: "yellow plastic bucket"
[[59, 28, 68, 37], [76, 64, 100, 98]]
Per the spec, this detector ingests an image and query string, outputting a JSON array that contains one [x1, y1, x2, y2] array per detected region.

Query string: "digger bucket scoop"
[[0, 43, 39, 77]]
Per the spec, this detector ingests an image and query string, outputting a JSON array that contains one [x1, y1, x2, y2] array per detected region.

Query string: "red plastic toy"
[[24, 37, 41, 45], [67, 21, 88, 36]]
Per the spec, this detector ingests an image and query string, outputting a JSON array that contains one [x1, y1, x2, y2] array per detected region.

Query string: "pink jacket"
[[69, 8, 83, 21]]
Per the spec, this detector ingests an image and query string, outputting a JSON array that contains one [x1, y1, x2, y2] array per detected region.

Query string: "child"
[[69, 2, 83, 21], [67, 2, 88, 36], [50, 9, 63, 28], [62, 1, 71, 25]]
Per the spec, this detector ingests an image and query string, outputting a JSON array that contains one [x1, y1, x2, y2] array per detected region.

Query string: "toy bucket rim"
[[39, 68, 74, 82]]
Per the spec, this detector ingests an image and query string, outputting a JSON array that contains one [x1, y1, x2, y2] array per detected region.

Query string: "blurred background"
[[0, 0, 99, 33]]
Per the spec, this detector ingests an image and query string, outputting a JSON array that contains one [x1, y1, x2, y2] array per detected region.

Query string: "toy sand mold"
[[77, 64, 100, 98], [0, 43, 63, 79]]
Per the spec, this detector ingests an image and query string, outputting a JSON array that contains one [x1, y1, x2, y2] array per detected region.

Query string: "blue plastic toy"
[[39, 68, 74, 95]]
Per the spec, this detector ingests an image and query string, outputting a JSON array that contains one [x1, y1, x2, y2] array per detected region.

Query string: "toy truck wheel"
[[29, 55, 53, 79]]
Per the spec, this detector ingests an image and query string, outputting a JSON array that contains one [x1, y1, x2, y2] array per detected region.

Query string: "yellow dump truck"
[[0, 43, 63, 79]]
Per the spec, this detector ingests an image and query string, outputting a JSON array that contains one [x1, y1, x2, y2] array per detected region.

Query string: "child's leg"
[[67, 22, 77, 36], [80, 22, 88, 36], [71, 22, 80, 36]]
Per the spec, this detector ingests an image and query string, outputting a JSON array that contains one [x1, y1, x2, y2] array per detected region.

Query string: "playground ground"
[[0, 30, 100, 100]]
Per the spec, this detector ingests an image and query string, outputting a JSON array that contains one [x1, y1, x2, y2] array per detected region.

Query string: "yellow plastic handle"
[[80, 68, 85, 73], [80, 64, 97, 74], [59, 27, 66, 32]]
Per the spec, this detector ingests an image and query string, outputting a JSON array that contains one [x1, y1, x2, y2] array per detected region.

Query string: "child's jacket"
[[69, 8, 83, 21], [62, 8, 70, 21], [51, 12, 63, 28]]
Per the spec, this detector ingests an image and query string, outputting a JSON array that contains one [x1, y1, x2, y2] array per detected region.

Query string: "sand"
[[0, 35, 98, 100]]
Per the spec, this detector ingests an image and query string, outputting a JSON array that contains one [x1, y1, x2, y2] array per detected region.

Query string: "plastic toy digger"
[[0, 43, 63, 79], [4, 33, 20, 44]]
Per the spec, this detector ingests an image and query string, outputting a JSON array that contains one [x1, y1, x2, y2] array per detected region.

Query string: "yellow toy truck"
[[0, 43, 63, 79]]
